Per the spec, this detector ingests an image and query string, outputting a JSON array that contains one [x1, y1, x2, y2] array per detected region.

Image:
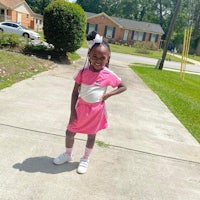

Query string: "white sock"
[[66, 147, 73, 157], [83, 147, 93, 159]]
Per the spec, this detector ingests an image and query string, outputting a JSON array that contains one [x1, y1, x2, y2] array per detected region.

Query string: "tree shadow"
[[13, 156, 79, 174]]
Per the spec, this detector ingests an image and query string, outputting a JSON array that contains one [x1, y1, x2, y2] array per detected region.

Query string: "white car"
[[0, 22, 40, 40]]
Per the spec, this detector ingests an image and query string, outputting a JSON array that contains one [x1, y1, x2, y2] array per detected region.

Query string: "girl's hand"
[[101, 82, 127, 101], [101, 93, 111, 101]]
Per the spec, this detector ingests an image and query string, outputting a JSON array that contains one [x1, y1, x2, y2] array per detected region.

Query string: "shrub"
[[43, 0, 86, 56], [134, 42, 150, 54], [0, 33, 20, 48]]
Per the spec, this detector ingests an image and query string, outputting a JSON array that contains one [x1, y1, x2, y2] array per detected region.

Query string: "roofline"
[[0, 1, 34, 15], [126, 28, 164, 35], [87, 12, 164, 35], [87, 12, 123, 28], [15, 1, 34, 15]]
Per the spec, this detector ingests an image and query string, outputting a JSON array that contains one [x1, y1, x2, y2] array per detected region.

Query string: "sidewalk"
[[168, 52, 200, 66], [0, 58, 200, 200]]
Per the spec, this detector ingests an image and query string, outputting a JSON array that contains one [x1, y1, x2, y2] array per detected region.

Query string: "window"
[[132, 31, 144, 41], [86, 23, 98, 34], [149, 34, 158, 42], [104, 26, 115, 38], [123, 30, 129, 41], [3, 22, 12, 27], [12, 24, 18, 28], [1, 9, 4, 15]]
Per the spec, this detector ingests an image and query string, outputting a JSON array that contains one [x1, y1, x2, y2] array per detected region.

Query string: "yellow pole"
[[180, 27, 192, 80], [180, 29, 187, 80], [183, 27, 192, 80]]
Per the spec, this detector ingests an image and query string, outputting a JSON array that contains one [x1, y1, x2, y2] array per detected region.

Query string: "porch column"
[[4, 9, 7, 21]]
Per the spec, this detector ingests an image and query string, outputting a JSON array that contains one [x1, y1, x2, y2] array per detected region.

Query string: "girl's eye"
[[92, 56, 106, 61]]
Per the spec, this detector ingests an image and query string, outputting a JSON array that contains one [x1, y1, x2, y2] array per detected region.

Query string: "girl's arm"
[[69, 82, 80, 123], [101, 81, 127, 101]]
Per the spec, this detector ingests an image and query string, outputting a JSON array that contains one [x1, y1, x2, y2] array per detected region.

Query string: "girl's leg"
[[65, 130, 76, 156], [86, 134, 96, 148], [83, 134, 96, 159], [53, 130, 76, 165], [66, 130, 76, 148], [77, 134, 96, 174]]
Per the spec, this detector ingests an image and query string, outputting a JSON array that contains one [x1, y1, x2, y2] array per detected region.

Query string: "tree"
[[76, 0, 199, 54], [190, 0, 200, 54], [158, 0, 182, 70], [43, 0, 86, 58], [25, 0, 51, 14]]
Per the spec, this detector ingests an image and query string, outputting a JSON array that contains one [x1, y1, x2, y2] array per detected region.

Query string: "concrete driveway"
[[0, 57, 200, 200]]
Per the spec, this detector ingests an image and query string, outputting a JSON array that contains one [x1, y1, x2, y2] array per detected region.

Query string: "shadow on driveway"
[[13, 156, 79, 174]]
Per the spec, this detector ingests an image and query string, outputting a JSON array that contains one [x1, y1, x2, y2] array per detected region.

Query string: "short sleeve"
[[73, 68, 83, 84], [102, 68, 121, 88], [108, 73, 121, 88]]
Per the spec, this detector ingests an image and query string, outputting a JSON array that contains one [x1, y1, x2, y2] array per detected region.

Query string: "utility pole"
[[158, 0, 182, 70]]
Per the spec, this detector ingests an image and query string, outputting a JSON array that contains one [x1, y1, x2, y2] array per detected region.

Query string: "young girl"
[[53, 31, 127, 174]]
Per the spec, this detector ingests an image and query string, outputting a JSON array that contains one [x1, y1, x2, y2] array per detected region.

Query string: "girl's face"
[[89, 45, 110, 72]]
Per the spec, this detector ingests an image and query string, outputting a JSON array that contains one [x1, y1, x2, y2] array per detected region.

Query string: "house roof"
[[0, 0, 24, 9], [0, 0, 42, 17], [86, 12, 164, 35]]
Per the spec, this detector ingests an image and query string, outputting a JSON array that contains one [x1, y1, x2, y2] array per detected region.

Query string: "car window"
[[2, 23, 12, 27], [12, 24, 19, 28]]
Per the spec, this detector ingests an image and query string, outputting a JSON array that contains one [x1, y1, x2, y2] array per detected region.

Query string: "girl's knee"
[[87, 134, 96, 141], [66, 130, 76, 139]]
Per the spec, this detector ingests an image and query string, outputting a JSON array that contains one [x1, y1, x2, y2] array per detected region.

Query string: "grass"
[[67, 52, 80, 61], [131, 64, 200, 143], [0, 50, 53, 90], [96, 140, 110, 148]]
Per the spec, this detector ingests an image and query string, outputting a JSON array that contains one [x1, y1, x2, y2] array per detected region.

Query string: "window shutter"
[[132, 31, 135, 40], [155, 34, 158, 42], [149, 33, 152, 41], [95, 24, 98, 31], [143, 32, 146, 41], [86, 23, 89, 34], [112, 27, 116, 38], [104, 26, 107, 37]]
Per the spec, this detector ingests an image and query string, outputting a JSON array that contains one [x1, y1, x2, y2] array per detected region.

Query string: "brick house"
[[0, 0, 43, 31], [86, 12, 164, 49]]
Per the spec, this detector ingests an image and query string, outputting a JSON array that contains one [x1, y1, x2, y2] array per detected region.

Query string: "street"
[[77, 48, 200, 74]]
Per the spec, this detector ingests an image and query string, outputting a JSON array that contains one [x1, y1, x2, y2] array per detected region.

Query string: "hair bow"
[[87, 34, 103, 49]]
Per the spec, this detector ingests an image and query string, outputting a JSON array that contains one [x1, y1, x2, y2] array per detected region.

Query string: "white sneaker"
[[53, 152, 73, 165], [77, 157, 89, 174]]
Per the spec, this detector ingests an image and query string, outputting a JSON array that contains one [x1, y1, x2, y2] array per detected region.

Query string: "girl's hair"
[[86, 31, 110, 68]]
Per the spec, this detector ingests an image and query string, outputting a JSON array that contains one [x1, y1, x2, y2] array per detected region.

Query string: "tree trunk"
[[158, 0, 182, 70]]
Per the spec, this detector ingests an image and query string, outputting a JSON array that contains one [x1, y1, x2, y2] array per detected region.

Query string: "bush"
[[0, 33, 20, 48], [134, 42, 150, 54], [43, 0, 86, 56], [23, 43, 53, 59]]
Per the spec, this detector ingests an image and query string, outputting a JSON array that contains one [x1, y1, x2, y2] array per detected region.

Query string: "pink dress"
[[67, 65, 121, 134]]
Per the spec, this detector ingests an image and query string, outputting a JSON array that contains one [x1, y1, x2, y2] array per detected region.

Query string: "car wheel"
[[0, 28, 3, 32], [23, 33, 29, 38]]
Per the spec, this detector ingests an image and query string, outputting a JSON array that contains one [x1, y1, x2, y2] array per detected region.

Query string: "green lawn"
[[131, 64, 200, 143], [0, 50, 53, 90]]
